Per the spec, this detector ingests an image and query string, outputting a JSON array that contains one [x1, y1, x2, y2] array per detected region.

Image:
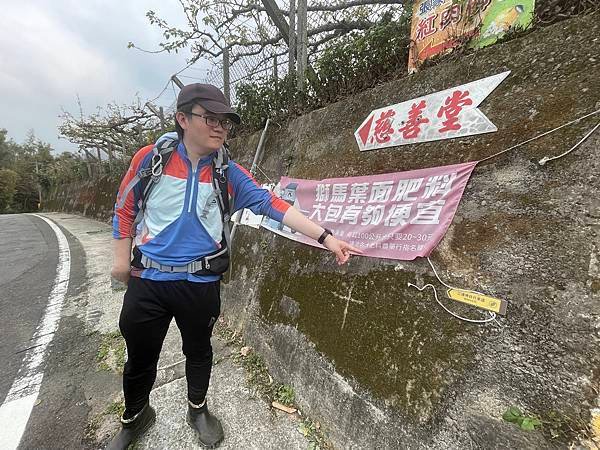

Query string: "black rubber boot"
[[186, 402, 224, 448], [105, 403, 156, 450]]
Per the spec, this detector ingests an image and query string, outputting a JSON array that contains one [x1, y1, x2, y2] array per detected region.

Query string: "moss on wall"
[[255, 237, 476, 423]]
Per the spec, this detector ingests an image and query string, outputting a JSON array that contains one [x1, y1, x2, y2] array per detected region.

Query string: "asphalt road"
[[0, 214, 56, 405], [0, 214, 98, 449]]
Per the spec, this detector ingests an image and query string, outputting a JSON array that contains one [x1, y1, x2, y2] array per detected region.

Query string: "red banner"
[[261, 161, 478, 260]]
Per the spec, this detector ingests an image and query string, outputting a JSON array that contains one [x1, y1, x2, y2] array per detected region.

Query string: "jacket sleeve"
[[227, 161, 291, 222], [112, 145, 154, 239]]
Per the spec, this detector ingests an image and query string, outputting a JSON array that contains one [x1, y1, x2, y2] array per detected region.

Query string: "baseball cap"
[[177, 83, 241, 124]]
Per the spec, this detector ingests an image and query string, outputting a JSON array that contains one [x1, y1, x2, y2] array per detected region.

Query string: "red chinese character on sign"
[[371, 109, 396, 144], [440, 4, 461, 30], [437, 90, 473, 132], [415, 15, 437, 41], [398, 100, 430, 139]]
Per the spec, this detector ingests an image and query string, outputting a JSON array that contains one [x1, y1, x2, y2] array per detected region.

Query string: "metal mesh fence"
[[201, 1, 406, 103]]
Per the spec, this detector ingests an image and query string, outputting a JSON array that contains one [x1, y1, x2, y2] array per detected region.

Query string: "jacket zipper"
[[188, 165, 197, 213]]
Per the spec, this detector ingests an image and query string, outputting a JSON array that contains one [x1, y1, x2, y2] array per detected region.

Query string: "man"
[[109, 83, 360, 449]]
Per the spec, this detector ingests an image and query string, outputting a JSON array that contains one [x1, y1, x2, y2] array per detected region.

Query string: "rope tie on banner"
[[407, 257, 497, 324], [478, 108, 600, 164]]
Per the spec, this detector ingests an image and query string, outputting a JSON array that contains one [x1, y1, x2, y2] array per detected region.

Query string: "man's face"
[[177, 104, 230, 153]]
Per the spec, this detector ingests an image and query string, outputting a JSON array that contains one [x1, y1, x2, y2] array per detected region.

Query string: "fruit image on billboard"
[[471, 0, 534, 49]]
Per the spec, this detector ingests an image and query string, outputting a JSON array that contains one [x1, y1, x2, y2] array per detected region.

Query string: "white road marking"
[[0, 214, 71, 450]]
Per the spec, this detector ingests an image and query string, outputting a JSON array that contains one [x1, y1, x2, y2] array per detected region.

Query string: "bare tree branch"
[[59, 96, 164, 159], [131, 0, 404, 70]]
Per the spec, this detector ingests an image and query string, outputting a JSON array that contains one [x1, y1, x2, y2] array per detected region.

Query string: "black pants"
[[119, 277, 221, 417]]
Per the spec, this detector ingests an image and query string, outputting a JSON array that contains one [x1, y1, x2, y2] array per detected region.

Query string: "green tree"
[[11, 172, 39, 212], [0, 168, 18, 211], [0, 128, 20, 170], [0, 128, 100, 212], [49, 152, 88, 185], [0, 129, 10, 168]]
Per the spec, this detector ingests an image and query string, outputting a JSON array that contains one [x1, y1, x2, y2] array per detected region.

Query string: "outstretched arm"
[[281, 207, 362, 265], [226, 162, 362, 264]]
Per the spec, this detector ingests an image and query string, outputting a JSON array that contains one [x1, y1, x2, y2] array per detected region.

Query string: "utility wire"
[[539, 120, 600, 165], [148, 59, 199, 104], [479, 109, 600, 164], [407, 257, 497, 324], [254, 164, 276, 184], [179, 74, 208, 81]]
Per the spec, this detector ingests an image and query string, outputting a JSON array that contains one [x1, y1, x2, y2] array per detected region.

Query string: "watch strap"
[[317, 228, 332, 245]]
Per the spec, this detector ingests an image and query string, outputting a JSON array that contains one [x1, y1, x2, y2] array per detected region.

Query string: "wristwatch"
[[317, 228, 332, 245]]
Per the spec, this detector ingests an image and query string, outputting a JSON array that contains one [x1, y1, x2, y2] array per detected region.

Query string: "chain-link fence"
[[200, 1, 406, 103], [60, 0, 600, 180], [57, 2, 409, 179]]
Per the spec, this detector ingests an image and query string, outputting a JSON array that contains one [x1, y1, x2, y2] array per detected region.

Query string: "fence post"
[[159, 107, 165, 132], [107, 144, 114, 174], [136, 124, 143, 148], [296, 0, 307, 95], [223, 46, 231, 103], [288, 0, 296, 79], [273, 54, 278, 97], [82, 149, 93, 178], [146, 101, 167, 133], [288, 0, 296, 110], [171, 75, 184, 89]]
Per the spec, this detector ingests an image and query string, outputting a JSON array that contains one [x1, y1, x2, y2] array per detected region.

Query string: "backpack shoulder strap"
[[139, 142, 176, 202], [129, 138, 178, 236], [212, 146, 232, 250]]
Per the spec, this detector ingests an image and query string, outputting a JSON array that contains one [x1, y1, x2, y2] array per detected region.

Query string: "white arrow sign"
[[355, 71, 510, 151]]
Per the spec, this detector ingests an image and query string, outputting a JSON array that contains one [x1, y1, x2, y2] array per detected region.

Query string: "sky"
[[0, 0, 213, 153]]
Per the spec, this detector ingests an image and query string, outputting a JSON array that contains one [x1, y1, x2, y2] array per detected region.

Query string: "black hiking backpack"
[[118, 133, 232, 275]]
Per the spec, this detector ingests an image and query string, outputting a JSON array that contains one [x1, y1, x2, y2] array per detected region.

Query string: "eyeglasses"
[[189, 112, 234, 131]]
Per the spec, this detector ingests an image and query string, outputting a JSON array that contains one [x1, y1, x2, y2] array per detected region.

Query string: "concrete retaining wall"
[[222, 12, 600, 448]]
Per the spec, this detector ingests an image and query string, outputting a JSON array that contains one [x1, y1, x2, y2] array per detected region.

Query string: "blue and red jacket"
[[113, 139, 290, 282]]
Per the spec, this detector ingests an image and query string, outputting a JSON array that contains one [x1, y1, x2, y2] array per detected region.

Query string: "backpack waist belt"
[[132, 246, 229, 275]]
